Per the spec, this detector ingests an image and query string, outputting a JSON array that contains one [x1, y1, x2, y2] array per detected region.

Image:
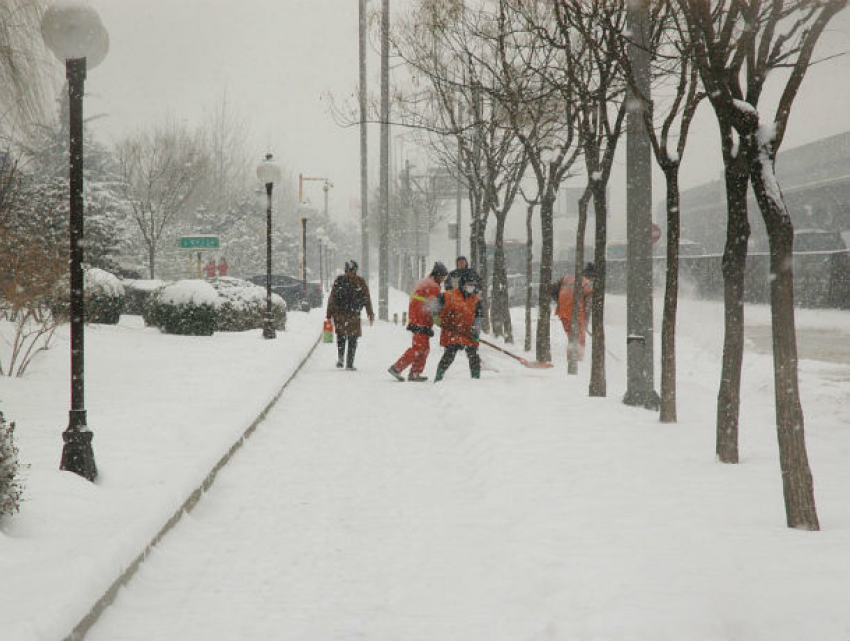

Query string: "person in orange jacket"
[[388, 261, 448, 382], [203, 257, 218, 279], [553, 262, 596, 360], [216, 256, 229, 277], [434, 274, 483, 381]]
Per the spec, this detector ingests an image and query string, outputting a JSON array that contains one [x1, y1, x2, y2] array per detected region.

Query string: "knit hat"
[[431, 261, 448, 277], [345, 259, 358, 273], [583, 262, 596, 278]]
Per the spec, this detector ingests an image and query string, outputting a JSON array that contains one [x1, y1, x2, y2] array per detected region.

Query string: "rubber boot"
[[471, 369, 480, 379], [434, 369, 445, 382]]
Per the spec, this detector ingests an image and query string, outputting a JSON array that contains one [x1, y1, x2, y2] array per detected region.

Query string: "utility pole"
[[624, 0, 660, 410], [455, 104, 463, 259], [359, 0, 370, 282], [378, 0, 390, 320]]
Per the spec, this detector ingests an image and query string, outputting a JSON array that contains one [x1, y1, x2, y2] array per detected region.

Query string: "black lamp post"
[[41, 1, 109, 482], [256, 154, 282, 339], [300, 212, 309, 310]]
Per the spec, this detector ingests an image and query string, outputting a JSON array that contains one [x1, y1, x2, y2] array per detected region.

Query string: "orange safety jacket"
[[407, 275, 442, 332], [439, 289, 481, 347], [555, 275, 593, 326]]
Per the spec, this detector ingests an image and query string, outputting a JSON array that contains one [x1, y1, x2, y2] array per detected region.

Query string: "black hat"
[[431, 261, 448, 277], [345, 259, 358, 273], [456, 255, 468, 266], [583, 262, 596, 277]]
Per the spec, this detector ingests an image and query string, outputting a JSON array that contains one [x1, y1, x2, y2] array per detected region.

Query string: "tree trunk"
[[148, 244, 156, 279], [491, 217, 507, 338], [524, 202, 534, 353], [660, 165, 681, 423], [475, 204, 491, 335], [749, 141, 819, 530], [588, 180, 607, 397], [491, 213, 513, 342], [716, 160, 749, 464], [568, 188, 592, 375], [535, 195, 555, 363]]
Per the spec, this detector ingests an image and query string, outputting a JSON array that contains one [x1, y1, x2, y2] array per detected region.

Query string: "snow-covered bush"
[[209, 276, 287, 332], [123, 279, 166, 316], [52, 267, 125, 325], [0, 411, 23, 519], [143, 280, 220, 336]]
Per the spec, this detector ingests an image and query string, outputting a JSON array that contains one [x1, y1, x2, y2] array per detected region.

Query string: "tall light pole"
[[322, 179, 334, 219], [624, 0, 659, 410], [301, 212, 308, 308], [318, 239, 324, 291], [455, 102, 463, 259], [257, 154, 281, 339], [359, 0, 370, 282], [42, 0, 109, 482], [378, 0, 390, 321], [298, 173, 329, 310]]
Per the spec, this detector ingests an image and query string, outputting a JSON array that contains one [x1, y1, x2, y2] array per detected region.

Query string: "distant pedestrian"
[[203, 257, 217, 279], [217, 257, 229, 277], [435, 274, 483, 381], [388, 261, 448, 382], [326, 260, 374, 370], [553, 262, 595, 360], [445, 255, 481, 291]]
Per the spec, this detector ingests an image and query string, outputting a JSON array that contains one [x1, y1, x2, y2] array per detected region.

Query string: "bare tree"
[[678, 0, 847, 530], [543, 0, 630, 395], [0, 0, 49, 136], [603, 0, 704, 420], [115, 120, 207, 279], [494, 0, 583, 363], [0, 157, 63, 377], [201, 90, 251, 210]]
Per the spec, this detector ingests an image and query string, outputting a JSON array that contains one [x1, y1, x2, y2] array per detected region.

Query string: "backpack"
[[333, 276, 365, 313]]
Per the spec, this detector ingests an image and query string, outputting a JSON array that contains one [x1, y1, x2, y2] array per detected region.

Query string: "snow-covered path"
[[84, 311, 850, 641]]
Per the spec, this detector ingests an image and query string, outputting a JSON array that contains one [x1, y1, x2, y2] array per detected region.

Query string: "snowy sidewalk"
[[82, 304, 850, 641], [1, 311, 324, 641], [2, 291, 849, 640]]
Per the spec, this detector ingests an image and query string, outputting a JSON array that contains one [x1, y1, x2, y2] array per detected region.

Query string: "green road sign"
[[179, 236, 220, 250]]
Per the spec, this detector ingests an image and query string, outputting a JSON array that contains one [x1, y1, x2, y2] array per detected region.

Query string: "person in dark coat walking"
[[445, 255, 481, 291], [326, 260, 374, 370]]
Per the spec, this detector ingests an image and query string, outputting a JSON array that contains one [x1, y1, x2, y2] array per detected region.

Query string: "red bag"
[[322, 319, 334, 343]]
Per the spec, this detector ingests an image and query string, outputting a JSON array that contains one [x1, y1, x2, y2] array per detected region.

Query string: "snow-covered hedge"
[[143, 280, 220, 336], [122, 279, 165, 315], [0, 411, 23, 520], [209, 277, 287, 332], [52, 267, 125, 325]]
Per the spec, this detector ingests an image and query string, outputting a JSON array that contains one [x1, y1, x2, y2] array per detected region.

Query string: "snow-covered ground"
[[1, 288, 848, 640]]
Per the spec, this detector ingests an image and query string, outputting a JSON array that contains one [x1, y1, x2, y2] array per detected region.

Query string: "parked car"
[[246, 274, 323, 310]]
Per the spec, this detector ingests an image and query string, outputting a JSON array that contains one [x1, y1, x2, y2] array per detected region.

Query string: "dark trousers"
[[437, 344, 480, 374], [337, 335, 358, 367]]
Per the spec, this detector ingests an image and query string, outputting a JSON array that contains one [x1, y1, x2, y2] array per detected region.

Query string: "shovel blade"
[[521, 359, 554, 369]]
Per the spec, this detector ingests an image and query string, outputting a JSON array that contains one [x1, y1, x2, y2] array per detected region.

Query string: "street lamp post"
[[41, 0, 109, 482], [318, 240, 324, 291], [300, 212, 309, 310], [256, 153, 282, 339], [322, 179, 333, 218], [297, 173, 330, 311]]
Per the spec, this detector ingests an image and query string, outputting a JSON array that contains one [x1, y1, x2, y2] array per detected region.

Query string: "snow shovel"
[[478, 338, 554, 369]]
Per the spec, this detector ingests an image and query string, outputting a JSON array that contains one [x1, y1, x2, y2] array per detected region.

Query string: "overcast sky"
[[74, 1, 850, 238]]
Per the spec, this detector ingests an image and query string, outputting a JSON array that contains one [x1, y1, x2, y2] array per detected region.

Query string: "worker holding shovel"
[[434, 274, 483, 382], [388, 262, 448, 382]]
